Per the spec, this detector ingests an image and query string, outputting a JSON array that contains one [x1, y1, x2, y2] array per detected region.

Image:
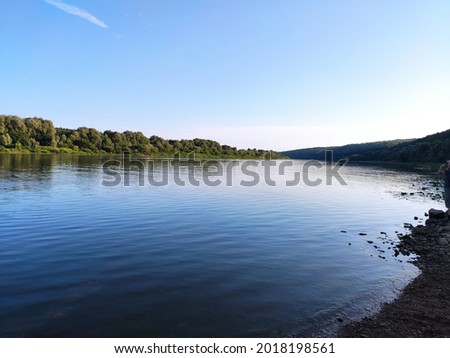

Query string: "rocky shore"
[[338, 209, 450, 337]]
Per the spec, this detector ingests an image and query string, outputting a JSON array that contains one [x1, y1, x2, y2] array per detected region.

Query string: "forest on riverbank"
[[283, 129, 450, 163], [0, 115, 285, 159]]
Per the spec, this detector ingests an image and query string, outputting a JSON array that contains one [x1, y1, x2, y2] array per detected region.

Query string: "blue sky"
[[1, 0, 449, 150]]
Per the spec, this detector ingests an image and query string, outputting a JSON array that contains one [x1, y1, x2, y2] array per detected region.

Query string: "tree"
[[70, 127, 102, 151], [0, 133, 12, 146], [24, 117, 56, 146], [3, 116, 29, 145]]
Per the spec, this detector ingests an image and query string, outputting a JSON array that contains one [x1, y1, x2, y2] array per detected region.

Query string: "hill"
[[282, 129, 450, 163]]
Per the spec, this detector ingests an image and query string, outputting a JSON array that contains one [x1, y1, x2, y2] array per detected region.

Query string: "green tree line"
[[0, 115, 285, 159], [282, 130, 450, 163]]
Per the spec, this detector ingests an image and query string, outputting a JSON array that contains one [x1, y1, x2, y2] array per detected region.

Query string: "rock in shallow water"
[[428, 208, 446, 219]]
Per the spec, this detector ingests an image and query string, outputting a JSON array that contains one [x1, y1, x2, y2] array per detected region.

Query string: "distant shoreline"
[[0, 147, 285, 160], [0, 115, 286, 159]]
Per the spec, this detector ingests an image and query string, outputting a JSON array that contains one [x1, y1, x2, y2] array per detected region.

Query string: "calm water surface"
[[0, 154, 442, 337]]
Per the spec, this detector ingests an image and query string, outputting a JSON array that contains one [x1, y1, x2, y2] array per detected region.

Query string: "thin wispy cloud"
[[45, 0, 108, 28]]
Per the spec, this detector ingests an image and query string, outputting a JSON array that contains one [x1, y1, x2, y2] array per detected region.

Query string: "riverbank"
[[0, 148, 287, 160], [338, 210, 450, 337]]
